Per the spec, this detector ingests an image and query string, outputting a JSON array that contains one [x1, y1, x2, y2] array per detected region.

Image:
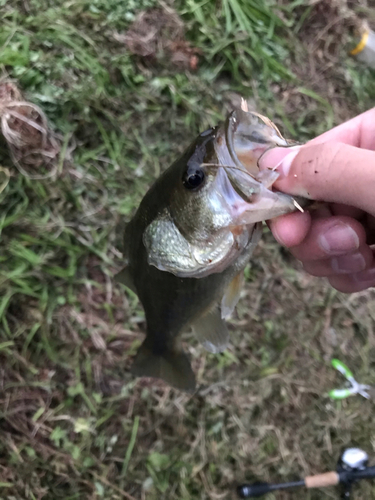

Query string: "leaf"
[[147, 452, 170, 471], [50, 426, 68, 446]]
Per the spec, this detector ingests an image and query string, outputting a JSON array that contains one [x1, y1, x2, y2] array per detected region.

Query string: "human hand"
[[259, 108, 375, 293]]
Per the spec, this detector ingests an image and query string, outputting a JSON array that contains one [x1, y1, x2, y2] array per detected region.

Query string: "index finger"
[[308, 107, 375, 150]]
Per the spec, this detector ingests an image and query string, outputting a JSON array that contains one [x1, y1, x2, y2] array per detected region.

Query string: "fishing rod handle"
[[305, 471, 339, 488], [237, 471, 340, 498], [237, 465, 375, 498]]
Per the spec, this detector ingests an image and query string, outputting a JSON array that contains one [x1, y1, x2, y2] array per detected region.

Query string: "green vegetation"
[[0, 0, 375, 499]]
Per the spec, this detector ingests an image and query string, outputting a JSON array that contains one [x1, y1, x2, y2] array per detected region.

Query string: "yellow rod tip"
[[350, 30, 369, 56]]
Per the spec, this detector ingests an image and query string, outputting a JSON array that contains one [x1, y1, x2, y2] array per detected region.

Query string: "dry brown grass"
[[0, 79, 67, 179]]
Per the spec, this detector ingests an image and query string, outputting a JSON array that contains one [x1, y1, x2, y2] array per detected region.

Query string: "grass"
[[0, 0, 375, 499]]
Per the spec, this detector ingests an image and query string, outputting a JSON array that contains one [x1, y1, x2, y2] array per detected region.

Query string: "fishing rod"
[[237, 448, 375, 499]]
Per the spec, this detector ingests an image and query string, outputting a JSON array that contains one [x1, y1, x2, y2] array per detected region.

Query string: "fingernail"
[[259, 146, 300, 177], [353, 267, 375, 284], [331, 252, 366, 274], [319, 223, 359, 255]]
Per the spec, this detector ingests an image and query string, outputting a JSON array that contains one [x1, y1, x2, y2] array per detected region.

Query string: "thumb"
[[259, 142, 375, 216]]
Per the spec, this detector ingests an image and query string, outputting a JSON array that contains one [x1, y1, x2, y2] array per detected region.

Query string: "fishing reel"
[[237, 447, 375, 499], [337, 448, 369, 499]]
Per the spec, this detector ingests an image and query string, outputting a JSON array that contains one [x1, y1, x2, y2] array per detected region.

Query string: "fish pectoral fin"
[[114, 266, 136, 293], [192, 306, 229, 354], [221, 272, 244, 319], [131, 339, 196, 392]]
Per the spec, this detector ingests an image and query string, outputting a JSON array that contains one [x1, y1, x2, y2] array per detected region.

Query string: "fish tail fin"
[[131, 338, 196, 392]]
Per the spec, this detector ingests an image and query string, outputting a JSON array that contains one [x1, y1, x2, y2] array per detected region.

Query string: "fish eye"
[[183, 168, 205, 190]]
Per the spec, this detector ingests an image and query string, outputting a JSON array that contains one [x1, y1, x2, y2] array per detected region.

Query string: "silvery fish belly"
[[118, 107, 303, 392]]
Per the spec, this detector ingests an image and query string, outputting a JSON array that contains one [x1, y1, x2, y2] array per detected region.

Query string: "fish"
[[118, 107, 305, 392]]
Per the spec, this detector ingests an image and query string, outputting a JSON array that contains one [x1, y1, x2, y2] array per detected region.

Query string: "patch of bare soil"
[[113, 5, 200, 71]]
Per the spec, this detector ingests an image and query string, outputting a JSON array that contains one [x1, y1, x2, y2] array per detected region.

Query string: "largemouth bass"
[[119, 108, 304, 391]]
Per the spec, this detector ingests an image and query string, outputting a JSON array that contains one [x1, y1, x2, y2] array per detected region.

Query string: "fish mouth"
[[212, 108, 306, 223], [225, 107, 289, 175], [213, 108, 287, 200]]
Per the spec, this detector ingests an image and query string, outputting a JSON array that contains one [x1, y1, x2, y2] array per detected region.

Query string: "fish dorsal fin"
[[115, 266, 136, 293], [221, 272, 244, 319], [192, 306, 229, 354], [143, 209, 239, 279]]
